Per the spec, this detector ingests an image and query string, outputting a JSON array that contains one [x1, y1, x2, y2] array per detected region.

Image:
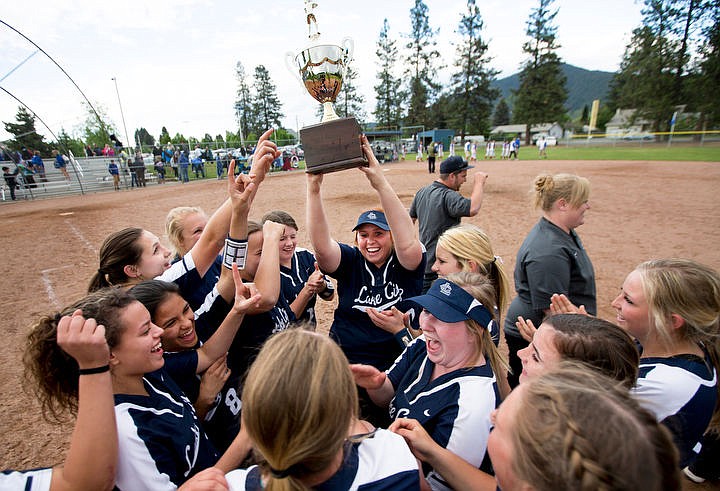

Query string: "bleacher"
[[1, 156, 158, 202]]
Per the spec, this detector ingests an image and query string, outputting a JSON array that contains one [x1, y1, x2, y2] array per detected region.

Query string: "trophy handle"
[[341, 37, 354, 62], [285, 51, 303, 85]]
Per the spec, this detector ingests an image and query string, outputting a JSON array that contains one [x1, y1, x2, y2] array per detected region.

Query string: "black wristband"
[[78, 365, 110, 375]]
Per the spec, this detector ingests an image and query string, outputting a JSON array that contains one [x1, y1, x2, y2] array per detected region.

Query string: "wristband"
[[223, 237, 248, 270], [394, 328, 414, 348], [78, 365, 110, 375]]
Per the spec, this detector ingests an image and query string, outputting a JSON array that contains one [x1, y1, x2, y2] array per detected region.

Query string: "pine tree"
[[513, 0, 568, 144], [135, 128, 154, 147], [610, 2, 678, 132], [235, 61, 254, 141], [338, 66, 366, 121], [493, 99, 511, 126], [610, 0, 714, 133], [250, 65, 283, 135], [447, 0, 498, 139], [159, 127, 171, 145], [3, 106, 51, 155], [373, 19, 405, 127], [693, 0, 720, 126], [404, 0, 442, 126]]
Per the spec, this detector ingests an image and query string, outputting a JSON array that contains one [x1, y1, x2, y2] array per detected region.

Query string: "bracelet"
[[78, 365, 110, 375], [223, 237, 248, 270]]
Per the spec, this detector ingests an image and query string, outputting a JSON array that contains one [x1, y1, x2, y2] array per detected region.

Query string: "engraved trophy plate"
[[287, 1, 366, 174]]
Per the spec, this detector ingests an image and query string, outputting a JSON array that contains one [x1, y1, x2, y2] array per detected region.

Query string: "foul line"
[[66, 219, 97, 254], [41, 265, 74, 309]]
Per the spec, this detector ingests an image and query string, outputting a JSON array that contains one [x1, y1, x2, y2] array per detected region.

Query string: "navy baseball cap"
[[408, 279, 494, 330], [440, 156, 474, 174], [352, 210, 390, 231]]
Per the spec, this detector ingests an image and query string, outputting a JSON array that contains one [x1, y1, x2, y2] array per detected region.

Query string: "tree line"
[[3, 0, 718, 156]]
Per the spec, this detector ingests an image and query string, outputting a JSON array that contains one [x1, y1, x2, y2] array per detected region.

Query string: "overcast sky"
[[0, 0, 643, 144]]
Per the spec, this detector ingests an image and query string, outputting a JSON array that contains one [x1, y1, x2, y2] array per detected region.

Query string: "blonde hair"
[[444, 271, 509, 377], [635, 258, 720, 431], [532, 173, 590, 211], [513, 363, 680, 491], [436, 225, 510, 314], [164, 206, 206, 257], [241, 329, 358, 491]]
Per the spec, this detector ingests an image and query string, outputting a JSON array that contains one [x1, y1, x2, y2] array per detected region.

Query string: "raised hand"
[[56, 309, 110, 370], [516, 316, 537, 343], [549, 293, 588, 316]]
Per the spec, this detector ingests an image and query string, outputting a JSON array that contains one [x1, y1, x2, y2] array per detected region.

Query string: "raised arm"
[[467, 172, 488, 217], [189, 129, 279, 277], [244, 220, 284, 314], [306, 172, 342, 273], [358, 136, 423, 271], [195, 265, 261, 372], [51, 310, 117, 491]]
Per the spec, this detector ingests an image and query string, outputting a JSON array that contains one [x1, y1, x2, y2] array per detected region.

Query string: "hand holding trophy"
[[286, 1, 367, 174]]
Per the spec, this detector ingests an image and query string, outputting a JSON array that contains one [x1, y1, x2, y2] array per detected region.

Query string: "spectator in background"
[[179, 150, 190, 183], [216, 152, 223, 180], [154, 156, 165, 184], [163, 145, 175, 178], [133, 150, 147, 187], [31, 150, 47, 182], [128, 158, 138, 188], [2, 166, 18, 200], [108, 159, 120, 190], [85, 144, 95, 157], [102, 143, 114, 157]]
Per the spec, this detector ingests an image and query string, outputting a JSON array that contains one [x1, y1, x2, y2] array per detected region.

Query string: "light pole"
[[111, 77, 132, 152]]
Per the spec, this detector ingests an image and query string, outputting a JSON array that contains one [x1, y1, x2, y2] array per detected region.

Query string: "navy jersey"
[[632, 353, 717, 468], [329, 244, 425, 370], [387, 337, 498, 490], [170, 254, 223, 311], [0, 468, 52, 490], [156, 252, 207, 312], [280, 247, 335, 326], [225, 429, 420, 491], [113, 369, 218, 490]]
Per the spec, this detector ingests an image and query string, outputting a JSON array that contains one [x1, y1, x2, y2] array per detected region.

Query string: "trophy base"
[[300, 117, 367, 174]]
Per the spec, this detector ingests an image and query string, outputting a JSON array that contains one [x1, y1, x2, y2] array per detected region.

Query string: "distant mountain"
[[491, 63, 615, 116]]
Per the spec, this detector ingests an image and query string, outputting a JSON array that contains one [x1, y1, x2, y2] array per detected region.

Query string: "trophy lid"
[[305, 0, 321, 42]]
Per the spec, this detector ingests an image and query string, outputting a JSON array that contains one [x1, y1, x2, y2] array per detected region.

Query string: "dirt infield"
[[1, 157, 719, 487]]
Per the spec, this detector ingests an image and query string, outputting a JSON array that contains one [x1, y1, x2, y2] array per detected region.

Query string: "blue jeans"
[[180, 165, 189, 183], [216, 162, 223, 179], [130, 172, 139, 187]]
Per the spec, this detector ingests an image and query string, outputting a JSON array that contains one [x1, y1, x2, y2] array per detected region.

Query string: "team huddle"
[[5, 128, 719, 490]]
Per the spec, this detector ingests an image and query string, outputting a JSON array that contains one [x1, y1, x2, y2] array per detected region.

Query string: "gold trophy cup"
[[286, 1, 366, 174]]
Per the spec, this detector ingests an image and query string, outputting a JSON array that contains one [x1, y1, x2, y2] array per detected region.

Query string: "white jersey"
[[0, 469, 52, 491], [225, 429, 420, 490], [631, 354, 717, 467]]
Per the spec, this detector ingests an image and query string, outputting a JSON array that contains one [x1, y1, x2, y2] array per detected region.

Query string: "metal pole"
[[111, 77, 132, 152]]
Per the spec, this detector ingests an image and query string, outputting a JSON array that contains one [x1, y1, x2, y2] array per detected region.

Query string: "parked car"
[[623, 132, 654, 140]]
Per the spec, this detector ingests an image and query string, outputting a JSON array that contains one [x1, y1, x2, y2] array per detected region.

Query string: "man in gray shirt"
[[409, 156, 488, 292]]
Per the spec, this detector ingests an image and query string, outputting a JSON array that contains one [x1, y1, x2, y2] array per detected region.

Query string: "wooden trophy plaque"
[[300, 117, 367, 174]]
